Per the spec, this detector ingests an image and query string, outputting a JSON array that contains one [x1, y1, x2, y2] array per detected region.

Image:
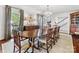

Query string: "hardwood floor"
[[0, 33, 74, 53], [34, 33, 74, 53]]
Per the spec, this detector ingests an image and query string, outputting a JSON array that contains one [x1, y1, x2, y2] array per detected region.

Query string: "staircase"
[[57, 17, 69, 34]]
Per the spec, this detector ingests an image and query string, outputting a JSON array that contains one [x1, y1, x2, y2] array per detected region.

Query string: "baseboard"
[[0, 39, 9, 44], [59, 32, 69, 35]]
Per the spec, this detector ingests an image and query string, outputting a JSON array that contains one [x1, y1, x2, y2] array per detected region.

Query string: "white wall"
[[0, 6, 5, 40], [53, 12, 70, 34]]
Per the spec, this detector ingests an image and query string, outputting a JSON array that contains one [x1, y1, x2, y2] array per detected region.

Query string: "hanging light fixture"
[[38, 5, 52, 27], [39, 5, 52, 16], [43, 5, 52, 16]]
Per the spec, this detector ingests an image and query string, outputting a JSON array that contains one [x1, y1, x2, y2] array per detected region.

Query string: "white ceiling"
[[11, 5, 79, 15]]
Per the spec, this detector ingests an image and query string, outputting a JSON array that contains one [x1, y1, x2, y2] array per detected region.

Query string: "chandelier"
[[42, 5, 52, 16]]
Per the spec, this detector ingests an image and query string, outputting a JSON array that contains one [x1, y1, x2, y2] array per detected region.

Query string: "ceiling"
[[11, 5, 79, 15]]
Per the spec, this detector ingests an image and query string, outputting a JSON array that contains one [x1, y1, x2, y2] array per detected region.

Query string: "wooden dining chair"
[[54, 26, 60, 42], [27, 29, 38, 53], [13, 30, 28, 53], [13, 30, 21, 53], [50, 28, 56, 45], [13, 26, 39, 53], [38, 28, 53, 53], [23, 29, 39, 53]]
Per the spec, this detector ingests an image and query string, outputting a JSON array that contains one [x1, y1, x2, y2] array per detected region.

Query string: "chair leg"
[[13, 45, 15, 53], [55, 38, 57, 42], [19, 47, 21, 53], [52, 39, 55, 45], [46, 44, 49, 53], [51, 40, 52, 49], [50, 40, 53, 49], [47, 48, 49, 53], [32, 38, 34, 53], [38, 40, 40, 49], [24, 38, 32, 53]]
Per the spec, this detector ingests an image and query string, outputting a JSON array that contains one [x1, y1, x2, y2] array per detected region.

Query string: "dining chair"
[[28, 29, 38, 53], [23, 28, 39, 53], [13, 30, 21, 53], [54, 26, 60, 43], [38, 28, 54, 53], [13, 30, 28, 53]]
